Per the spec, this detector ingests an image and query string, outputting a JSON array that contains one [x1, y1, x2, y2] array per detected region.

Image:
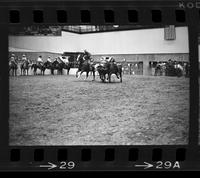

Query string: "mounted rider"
[[47, 56, 52, 63], [83, 50, 93, 63], [22, 54, 30, 63], [56, 56, 63, 64], [37, 55, 43, 66], [10, 53, 17, 63], [110, 56, 116, 64], [100, 56, 116, 67]]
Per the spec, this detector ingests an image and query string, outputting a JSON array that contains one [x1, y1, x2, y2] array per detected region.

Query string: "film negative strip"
[[0, 0, 199, 171]]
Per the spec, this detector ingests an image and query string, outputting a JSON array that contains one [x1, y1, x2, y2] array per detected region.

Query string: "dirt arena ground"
[[9, 74, 189, 145]]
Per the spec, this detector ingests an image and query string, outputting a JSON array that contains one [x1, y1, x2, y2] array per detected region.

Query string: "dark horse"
[[43, 61, 54, 75], [31, 63, 46, 75], [20, 60, 30, 76], [76, 55, 95, 81], [9, 60, 18, 76], [97, 61, 122, 83], [165, 62, 183, 77], [63, 62, 72, 75], [51, 60, 64, 75]]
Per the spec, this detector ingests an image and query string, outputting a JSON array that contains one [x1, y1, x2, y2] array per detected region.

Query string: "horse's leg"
[[76, 69, 80, 78], [78, 70, 83, 79], [107, 73, 109, 80], [108, 73, 111, 83], [115, 73, 119, 79], [119, 72, 122, 83], [101, 74, 105, 82], [84, 71, 89, 80], [102, 75, 105, 82], [92, 69, 95, 81]]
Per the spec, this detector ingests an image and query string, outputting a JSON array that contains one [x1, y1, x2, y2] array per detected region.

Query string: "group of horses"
[[9, 59, 72, 76], [75, 56, 122, 83], [9, 56, 123, 83], [154, 61, 190, 77]]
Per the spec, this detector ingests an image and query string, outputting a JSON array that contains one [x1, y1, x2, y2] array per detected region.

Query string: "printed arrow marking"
[[135, 162, 153, 169], [39, 162, 57, 170]]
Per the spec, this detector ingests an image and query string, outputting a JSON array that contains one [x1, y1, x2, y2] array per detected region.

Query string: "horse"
[[165, 62, 183, 77], [107, 61, 122, 83], [9, 60, 18, 76], [63, 62, 72, 75], [96, 63, 109, 82], [154, 63, 166, 76], [51, 60, 64, 75], [43, 61, 54, 75], [76, 54, 95, 81], [20, 60, 30, 76], [165, 62, 176, 76], [174, 63, 184, 77], [31, 62, 46, 75], [97, 60, 122, 83]]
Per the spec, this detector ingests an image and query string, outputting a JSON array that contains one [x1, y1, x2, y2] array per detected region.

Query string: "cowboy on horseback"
[[37, 55, 43, 66], [83, 50, 94, 64], [10, 53, 17, 63], [47, 56, 52, 63], [9, 54, 18, 76], [22, 54, 30, 63], [75, 50, 95, 81]]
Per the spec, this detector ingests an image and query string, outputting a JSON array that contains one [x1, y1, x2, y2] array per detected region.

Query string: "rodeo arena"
[[9, 25, 189, 145]]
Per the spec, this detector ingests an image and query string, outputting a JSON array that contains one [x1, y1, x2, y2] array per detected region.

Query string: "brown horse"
[[51, 60, 64, 75], [97, 61, 122, 83], [9, 60, 18, 76], [31, 63, 46, 75], [76, 54, 95, 81], [20, 60, 30, 76]]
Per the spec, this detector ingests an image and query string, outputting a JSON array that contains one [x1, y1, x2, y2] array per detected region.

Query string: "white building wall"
[[9, 27, 189, 55], [80, 27, 189, 54], [9, 31, 81, 53]]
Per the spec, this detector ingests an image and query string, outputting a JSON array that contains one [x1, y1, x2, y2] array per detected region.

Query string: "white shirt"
[[22, 57, 27, 61], [47, 58, 51, 62], [61, 57, 69, 64], [37, 57, 43, 62]]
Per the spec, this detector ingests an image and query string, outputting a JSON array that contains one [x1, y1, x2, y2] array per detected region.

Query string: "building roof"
[[9, 47, 37, 52]]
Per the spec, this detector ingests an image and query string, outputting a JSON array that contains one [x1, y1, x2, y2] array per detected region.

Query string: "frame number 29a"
[[156, 161, 180, 169]]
